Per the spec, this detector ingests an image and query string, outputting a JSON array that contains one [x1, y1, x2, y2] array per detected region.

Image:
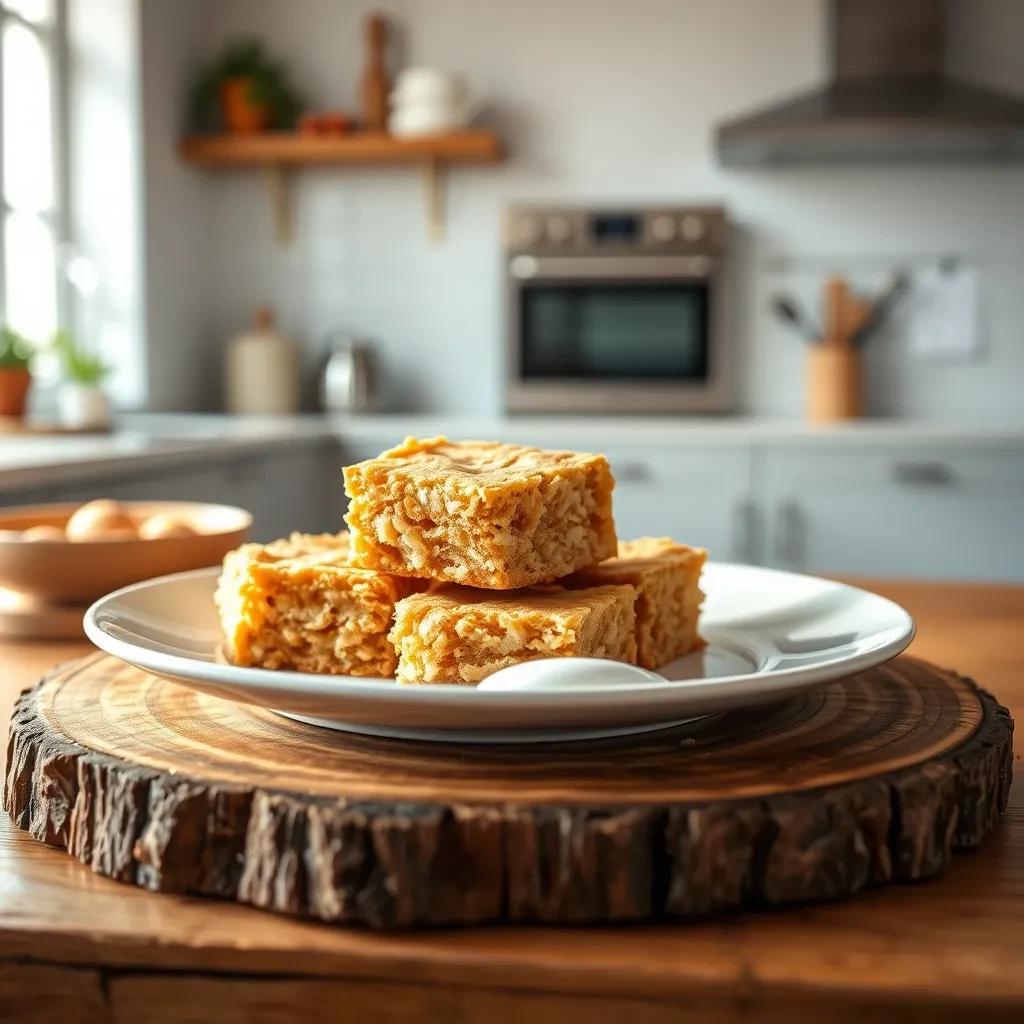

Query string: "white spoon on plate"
[[476, 657, 667, 692]]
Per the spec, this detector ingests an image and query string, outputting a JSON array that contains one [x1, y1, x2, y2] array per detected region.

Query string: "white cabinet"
[[5, 427, 1023, 583], [601, 445, 756, 561], [760, 446, 1024, 582], [209, 446, 345, 540]]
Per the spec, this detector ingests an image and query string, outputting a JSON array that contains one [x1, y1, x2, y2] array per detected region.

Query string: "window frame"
[[0, 0, 70, 334]]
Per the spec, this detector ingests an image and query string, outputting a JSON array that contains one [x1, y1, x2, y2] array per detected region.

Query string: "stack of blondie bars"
[[216, 436, 706, 685]]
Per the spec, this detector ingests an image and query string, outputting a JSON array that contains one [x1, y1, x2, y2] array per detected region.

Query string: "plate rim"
[[83, 562, 916, 709]]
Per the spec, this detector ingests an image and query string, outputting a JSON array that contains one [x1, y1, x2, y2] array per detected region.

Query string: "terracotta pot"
[[220, 77, 270, 134], [0, 367, 31, 418]]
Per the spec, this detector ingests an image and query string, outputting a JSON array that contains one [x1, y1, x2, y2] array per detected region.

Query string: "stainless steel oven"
[[505, 205, 728, 414]]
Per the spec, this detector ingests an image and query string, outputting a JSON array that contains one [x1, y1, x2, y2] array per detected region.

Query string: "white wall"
[[140, 0, 1024, 421], [139, 0, 216, 410]]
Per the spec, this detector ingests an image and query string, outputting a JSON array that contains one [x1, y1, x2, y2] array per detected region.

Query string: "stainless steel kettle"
[[320, 333, 374, 413]]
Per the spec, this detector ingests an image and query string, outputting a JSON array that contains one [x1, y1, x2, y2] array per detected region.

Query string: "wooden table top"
[[1, 579, 1021, 1024]]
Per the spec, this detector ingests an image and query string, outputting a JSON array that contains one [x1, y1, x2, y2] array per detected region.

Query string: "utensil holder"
[[807, 345, 862, 422]]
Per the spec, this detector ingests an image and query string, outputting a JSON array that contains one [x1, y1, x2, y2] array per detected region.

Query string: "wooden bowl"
[[0, 502, 252, 603]]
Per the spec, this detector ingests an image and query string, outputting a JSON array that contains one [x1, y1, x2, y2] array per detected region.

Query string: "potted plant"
[[52, 329, 111, 430], [190, 39, 303, 134], [0, 326, 32, 419]]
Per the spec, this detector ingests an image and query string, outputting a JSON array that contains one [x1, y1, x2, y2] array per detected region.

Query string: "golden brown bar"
[[215, 532, 418, 677], [343, 436, 617, 590], [388, 583, 637, 684], [565, 537, 706, 669]]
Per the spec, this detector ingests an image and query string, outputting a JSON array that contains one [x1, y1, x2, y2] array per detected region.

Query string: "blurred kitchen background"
[[1, 0, 1023, 581]]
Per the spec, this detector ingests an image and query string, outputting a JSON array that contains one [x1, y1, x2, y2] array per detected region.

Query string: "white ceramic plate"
[[83, 563, 915, 743]]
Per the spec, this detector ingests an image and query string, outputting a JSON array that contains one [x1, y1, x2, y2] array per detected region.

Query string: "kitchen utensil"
[[225, 305, 300, 415], [85, 562, 914, 743], [477, 658, 667, 691], [359, 13, 390, 131], [0, 502, 251, 604], [852, 269, 910, 347], [823, 276, 872, 349], [320, 334, 375, 413], [770, 293, 819, 342]]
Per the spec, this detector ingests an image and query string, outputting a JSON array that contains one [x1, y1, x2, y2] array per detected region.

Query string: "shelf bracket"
[[261, 158, 449, 245], [263, 163, 294, 245], [422, 158, 446, 244]]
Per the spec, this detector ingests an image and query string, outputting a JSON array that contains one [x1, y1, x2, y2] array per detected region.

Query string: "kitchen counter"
[[0, 416, 333, 492], [1, 578, 1021, 1022], [135, 412, 1024, 447], [1, 412, 1022, 493]]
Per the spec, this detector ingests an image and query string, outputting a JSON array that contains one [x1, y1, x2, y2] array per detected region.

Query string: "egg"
[[476, 657, 667, 692], [20, 524, 67, 542], [138, 514, 198, 540], [65, 499, 138, 542], [94, 528, 140, 541]]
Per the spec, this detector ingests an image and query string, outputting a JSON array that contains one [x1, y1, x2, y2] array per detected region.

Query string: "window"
[[0, 0, 65, 345]]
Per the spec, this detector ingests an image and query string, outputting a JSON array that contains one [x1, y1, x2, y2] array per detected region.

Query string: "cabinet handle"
[[730, 497, 757, 564], [774, 499, 804, 567], [615, 461, 653, 483], [891, 461, 953, 487]]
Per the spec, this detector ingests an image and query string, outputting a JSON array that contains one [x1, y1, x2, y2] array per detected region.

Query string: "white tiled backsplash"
[[140, 0, 1024, 423]]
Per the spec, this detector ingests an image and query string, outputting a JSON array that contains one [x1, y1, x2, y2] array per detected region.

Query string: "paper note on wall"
[[906, 263, 982, 361]]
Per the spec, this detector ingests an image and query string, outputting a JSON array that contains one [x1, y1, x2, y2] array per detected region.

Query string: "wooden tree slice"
[[4, 654, 1013, 929]]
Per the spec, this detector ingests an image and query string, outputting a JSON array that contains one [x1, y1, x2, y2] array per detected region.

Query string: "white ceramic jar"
[[224, 306, 300, 415]]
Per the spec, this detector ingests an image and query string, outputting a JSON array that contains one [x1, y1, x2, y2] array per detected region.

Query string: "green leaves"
[[52, 329, 108, 385], [188, 37, 304, 132], [0, 326, 32, 370], [0, 327, 111, 383]]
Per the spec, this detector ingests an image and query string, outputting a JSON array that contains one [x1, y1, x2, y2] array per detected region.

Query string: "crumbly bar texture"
[[343, 436, 618, 590], [565, 537, 707, 669], [215, 531, 418, 677], [389, 583, 637, 684]]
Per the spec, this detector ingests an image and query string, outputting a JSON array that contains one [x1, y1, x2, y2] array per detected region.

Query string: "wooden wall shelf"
[[179, 130, 503, 167], [177, 130, 505, 243]]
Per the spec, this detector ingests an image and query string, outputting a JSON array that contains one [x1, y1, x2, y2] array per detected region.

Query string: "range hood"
[[716, 0, 1024, 166]]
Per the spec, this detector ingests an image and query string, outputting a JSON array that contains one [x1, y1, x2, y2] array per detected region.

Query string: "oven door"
[[506, 255, 727, 414]]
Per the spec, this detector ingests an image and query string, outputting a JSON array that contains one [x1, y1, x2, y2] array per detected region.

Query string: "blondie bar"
[[565, 538, 706, 669], [343, 436, 617, 590], [216, 532, 418, 677], [389, 583, 637, 684]]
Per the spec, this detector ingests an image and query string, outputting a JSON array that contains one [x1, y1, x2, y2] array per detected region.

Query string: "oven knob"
[[651, 215, 677, 242], [679, 214, 706, 242], [509, 255, 539, 279], [512, 216, 542, 248], [545, 215, 573, 245]]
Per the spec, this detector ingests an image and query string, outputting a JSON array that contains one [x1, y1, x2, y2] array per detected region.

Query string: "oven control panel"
[[505, 205, 726, 255]]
